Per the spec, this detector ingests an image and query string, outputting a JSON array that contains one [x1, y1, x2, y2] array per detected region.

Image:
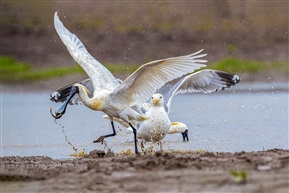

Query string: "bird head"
[[50, 85, 79, 119], [151, 93, 164, 106]]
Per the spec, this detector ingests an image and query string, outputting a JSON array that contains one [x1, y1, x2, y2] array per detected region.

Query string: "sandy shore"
[[1, 149, 288, 193]]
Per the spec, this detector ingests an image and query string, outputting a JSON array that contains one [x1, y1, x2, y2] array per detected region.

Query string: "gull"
[[137, 93, 171, 151], [50, 12, 207, 154], [124, 94, 179, 152]]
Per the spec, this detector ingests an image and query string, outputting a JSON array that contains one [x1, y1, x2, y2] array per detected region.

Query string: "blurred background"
[[1, 1, 288, 90]]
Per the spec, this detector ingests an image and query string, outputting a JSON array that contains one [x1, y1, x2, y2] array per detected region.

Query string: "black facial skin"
[[50, 86, 79, 119]]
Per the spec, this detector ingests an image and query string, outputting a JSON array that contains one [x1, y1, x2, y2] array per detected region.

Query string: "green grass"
[[0, 56, 84, 82], [0, 56, 138, 83], [230, 170, 247, 183], [1, 56, 287, 83], [209, 57, 287, 73]]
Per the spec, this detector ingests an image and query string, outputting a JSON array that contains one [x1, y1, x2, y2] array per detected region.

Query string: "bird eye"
[[160, 96, 162, 99]]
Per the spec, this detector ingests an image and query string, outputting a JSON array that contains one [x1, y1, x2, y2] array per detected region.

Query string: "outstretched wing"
[[50, 78, 93, 105], [164, 69, 240, 113], [54, 12, 120, 92], [108, 50, 207, 107]]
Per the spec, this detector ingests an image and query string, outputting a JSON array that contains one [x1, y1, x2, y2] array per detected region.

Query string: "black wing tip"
[[233, 74, 241, 84], [215, 71, 241, 86]]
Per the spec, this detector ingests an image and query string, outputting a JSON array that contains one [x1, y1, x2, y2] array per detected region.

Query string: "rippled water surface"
[[2, 82, 288, 159]]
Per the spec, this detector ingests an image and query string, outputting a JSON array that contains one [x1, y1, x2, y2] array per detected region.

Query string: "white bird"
[[137, 94, 171, 145], [167, 122, 189, 141], [124, 94, 172, 152], [50, 12, 207, 154]]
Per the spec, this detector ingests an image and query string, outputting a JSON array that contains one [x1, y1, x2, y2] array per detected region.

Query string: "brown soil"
[[1, 149, 288, 193], [2, 23, 288, 68]]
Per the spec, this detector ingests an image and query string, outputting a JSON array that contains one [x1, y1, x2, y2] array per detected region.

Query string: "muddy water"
[[1, 82, 288, 159]]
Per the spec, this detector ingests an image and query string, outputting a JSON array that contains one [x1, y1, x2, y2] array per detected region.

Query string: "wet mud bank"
[[1, 149, 288, 192]]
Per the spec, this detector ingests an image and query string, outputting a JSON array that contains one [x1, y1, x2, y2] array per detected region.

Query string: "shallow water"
[[1, 82, 288, 159]]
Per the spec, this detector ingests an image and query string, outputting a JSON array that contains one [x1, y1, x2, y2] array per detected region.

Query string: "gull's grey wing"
[[164, 69, 240, 113], [131, 102, 151, 115], [50, 78, 93, 105]]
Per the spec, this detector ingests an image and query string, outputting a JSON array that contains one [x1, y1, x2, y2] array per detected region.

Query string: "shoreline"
[[1, 149, 288, 192], [1, 72, 288, 93]]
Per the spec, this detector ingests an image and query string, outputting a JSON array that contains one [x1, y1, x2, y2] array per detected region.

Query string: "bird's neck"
[[78, 89, 102, 111], [149, 105, 165, 115], [151, 103, 162, 108]]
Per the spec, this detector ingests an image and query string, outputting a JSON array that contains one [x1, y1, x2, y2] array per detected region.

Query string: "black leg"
[[182, 132, 186, 141], [185, 130, 189, 141], [182, 130, 189, 142], [129, 123, 140, 155], [93, 121, 116, 144]]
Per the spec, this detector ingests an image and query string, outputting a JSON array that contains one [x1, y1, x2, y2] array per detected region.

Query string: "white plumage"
[[137, 94, 171, 143], [167, 122, 188, 134]]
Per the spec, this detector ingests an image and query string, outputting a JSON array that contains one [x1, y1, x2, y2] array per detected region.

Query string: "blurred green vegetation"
[[230, 170, 247, 183], [1, 56, 287, 83], [1, 1, 287, 72], [210, 58, 287, 73], [0, 56, 139, 83], [0, 56, 84, 82]]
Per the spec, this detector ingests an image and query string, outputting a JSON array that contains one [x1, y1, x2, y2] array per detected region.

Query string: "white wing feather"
[[54, 12, 120, 92], [109, 50, 207, 107]]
